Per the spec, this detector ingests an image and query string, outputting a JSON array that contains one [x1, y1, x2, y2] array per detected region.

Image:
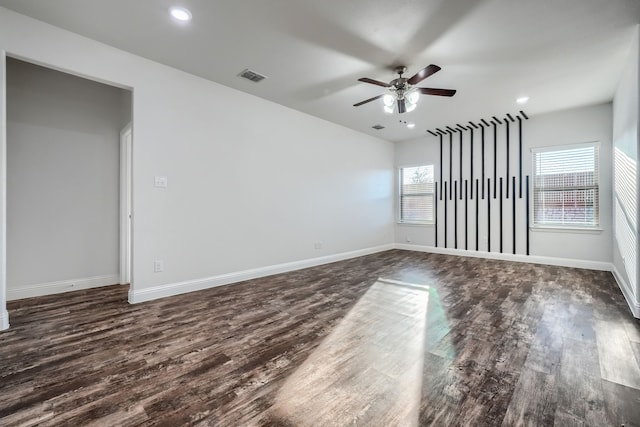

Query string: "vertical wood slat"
[[481, 126, 486, 199], [444, 182, 448, 249], [435, 183, 438, 248], [499, 177, 503, 253], [464, 180, 468, 250], [449, 132, 453, 200], [475, 179, 479, 251], [470, 128, 474, 200], [439, 134, 443, 200], [459, 131, 463, 200], [506, 120, 510, 199], [454, 182, 458, 249], [493, 123, 497, 198], [512, 176, 516, 254], [487, 178, 491, 252], [399, 167, 404, 220], [526, 175, 530, 255], [518, 117, 523, 199]]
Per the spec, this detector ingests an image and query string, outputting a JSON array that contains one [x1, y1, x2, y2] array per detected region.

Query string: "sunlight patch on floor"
[[269, 278, 430, 426]]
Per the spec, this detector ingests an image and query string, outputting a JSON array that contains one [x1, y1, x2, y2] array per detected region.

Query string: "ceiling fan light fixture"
[[354, 64, 455, 115], [406, 89, 420, 105]]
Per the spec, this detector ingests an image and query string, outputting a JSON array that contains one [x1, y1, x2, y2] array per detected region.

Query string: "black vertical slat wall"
[[428, 111, 529, 255]]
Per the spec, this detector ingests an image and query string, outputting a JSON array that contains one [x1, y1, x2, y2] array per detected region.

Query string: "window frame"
[[397, 164, 435, 225], [530, 141, 600, 230]]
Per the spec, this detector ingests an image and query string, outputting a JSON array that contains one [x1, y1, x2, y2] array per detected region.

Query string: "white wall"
[[6, 58, 129, 298], [395, 103, 613, 265], [526, 104, 613, 262], [612, 25, 639, 316], [0, 7, 394, 311]]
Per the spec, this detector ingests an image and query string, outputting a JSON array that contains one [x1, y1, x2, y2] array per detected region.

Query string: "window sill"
[[397, 221, 434, 227], [530, 225, 603, 234]]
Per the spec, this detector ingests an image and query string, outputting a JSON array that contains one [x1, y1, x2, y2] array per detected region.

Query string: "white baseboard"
[[0, 308, 9, 331], [129, 244, 395, 304], [393, 243, 612, 271], [7, 274, 120, 301], [612, 266, 640, 318]]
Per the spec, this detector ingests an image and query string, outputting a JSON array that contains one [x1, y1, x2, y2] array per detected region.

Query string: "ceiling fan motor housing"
[[391, 77, 409, 99]]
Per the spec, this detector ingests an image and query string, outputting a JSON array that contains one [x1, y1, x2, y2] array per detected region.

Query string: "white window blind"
[[614, 147, 637, 229], [615, 200, 637, 289], [399, 165, 434, 223], [532, 143, 599, 227], [614, 147, 637, 289]]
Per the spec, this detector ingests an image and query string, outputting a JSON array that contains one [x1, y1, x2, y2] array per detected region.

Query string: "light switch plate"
[[154, 176, 168, 188]]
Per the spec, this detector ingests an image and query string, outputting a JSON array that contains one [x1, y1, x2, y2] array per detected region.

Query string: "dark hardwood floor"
[[1, 250, 639, 426]]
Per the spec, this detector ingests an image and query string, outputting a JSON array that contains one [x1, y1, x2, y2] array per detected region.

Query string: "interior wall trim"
[[394, 243, 611, 271], [0, 308, 8, 331], [7, 274, 120, 301], [612, 266, 640, 318], [128, 244, 395, 304]]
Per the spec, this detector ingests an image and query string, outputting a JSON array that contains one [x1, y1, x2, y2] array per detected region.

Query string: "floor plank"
[[501, 368, 557, 426], [600, 379, 640, 427], [595, 318, 640, 389]]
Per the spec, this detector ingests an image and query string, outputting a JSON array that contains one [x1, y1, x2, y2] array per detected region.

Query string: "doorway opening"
[[3, 56, 133, 308]]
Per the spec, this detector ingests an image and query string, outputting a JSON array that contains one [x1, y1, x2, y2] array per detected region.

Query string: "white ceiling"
[[1, 0, 638, 142]]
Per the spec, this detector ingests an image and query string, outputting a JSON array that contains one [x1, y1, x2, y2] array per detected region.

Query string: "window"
[[399, 165, 434, 224], [532, 143, 599, 228]]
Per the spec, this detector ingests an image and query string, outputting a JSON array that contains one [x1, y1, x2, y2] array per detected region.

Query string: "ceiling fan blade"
[[353, 94, 384, 107], [418, 87, 457, 97], [358, 77, 391, 88], [397, 99, 406, 114], [407, 64, 441, 85]]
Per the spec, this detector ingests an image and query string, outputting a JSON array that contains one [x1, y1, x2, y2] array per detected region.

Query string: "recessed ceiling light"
[[169, 6, 192, 22], [407, 123, 416, 129], [516, 96, 529, 105]]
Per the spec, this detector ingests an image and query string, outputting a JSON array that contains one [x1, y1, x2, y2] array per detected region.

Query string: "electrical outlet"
[[406, 236, 412, 243], [154, 260, 164, 272], [314, 242, 323, 250]]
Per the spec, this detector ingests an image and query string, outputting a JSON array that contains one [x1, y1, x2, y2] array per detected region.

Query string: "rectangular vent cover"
[[372, 124, 385, 130], [238, 69, 267, 82]]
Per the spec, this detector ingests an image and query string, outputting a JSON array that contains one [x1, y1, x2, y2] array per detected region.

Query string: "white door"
[[120, 124, 132, 285]]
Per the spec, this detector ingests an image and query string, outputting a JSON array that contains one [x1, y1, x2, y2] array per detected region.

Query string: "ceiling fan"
[[353, 64, 456, 114]]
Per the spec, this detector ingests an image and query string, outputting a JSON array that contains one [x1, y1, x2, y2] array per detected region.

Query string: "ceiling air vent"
[[238, 68, 267, 83], [372, 124, 385, 130]]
